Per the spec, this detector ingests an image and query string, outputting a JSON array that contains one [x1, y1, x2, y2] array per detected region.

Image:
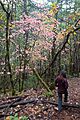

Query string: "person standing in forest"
[[55, 70, 68, 112]]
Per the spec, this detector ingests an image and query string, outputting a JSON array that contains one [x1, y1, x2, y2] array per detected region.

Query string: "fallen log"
[[0, 99, 36, 109], [0, 99, 80, 118], [0, 97, 22, 106], [42, 100, 80, 108], [4, 97, 22, 115], [0, 99, 36, 118], [0, 95, 30, 106], [0, 94, 30, 101], [0, 97, 80, 110]]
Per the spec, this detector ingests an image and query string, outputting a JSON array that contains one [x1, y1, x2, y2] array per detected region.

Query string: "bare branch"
[[41, 25, 80, 76], [75, 18, 80, 27], [0, 0, 8, 14]]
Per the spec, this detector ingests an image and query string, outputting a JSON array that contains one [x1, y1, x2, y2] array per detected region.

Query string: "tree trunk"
[[21, 0, 29, 91], [51, 41, 56, 81], [69, 37, 73, 76], [0, 1, 15, 95], [5, 13, 15, 95]]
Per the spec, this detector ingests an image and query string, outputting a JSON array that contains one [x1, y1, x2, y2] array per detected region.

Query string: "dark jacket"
[[55, 75, 68, 94]]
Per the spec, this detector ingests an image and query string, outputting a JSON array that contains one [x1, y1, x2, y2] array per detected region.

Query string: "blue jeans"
[[58, 91, 68, 112], [58, 93, 62, 112]]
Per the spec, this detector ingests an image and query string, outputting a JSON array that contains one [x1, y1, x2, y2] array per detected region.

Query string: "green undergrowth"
[[5, 113, 29, 120], [43, 91, 53, 97]]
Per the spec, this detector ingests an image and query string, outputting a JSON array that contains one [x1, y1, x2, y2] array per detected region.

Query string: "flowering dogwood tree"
[[12, 6, 59, 66]]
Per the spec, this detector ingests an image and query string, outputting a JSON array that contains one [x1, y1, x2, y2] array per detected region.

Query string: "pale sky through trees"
[[32, 0, 48, 4]]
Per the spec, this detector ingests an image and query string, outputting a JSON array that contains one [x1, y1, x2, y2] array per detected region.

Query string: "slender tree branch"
[[0, 0, 8, 14], [75, 18, 80, 27]]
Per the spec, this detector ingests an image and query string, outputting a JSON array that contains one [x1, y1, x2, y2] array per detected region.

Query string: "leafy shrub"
[[6, 113, 29, 120]]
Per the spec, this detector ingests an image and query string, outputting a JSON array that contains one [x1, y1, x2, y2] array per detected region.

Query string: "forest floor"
[[0, 78, 80, 120]]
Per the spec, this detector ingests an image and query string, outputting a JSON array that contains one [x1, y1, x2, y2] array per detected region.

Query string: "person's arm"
[[65, 79, 68, 89]]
